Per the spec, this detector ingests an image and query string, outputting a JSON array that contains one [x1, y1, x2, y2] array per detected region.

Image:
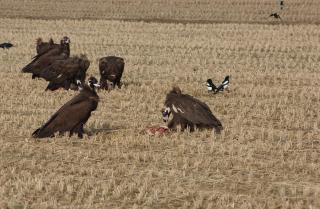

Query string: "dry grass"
[[1, 2, 320, 209], [0, 0, 320, 24]]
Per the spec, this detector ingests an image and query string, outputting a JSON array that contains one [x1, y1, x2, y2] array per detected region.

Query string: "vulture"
[[0, 42, 13, 49], [99, 56, 125, 90], [36, 37, 58, 54], [162, 87, 223, 133], [21, 36, 71, 79], [32, 76, 100, 139], [39, 54, 90, 91]]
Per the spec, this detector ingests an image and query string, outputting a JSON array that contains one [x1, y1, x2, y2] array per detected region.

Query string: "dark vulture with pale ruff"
[[162, 87, 223, 133], [39, 54, 90, 91], [32, 77, 100, 139], [21, 36, 70, 79], [99, 56, 125, 90]]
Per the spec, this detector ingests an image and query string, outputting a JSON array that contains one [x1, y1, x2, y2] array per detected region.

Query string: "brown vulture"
[[32, 76, 100, 139], [21, 36, 70, 79], [99, 56, 125, 90], [162, 87, 223, 133], [39, 54, 90, 91], [36, 37, 56, 54]]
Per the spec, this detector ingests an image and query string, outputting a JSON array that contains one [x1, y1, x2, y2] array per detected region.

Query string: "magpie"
[[206, 79, 217, 92], [0, 42, 13, 49], [214, 75, 230, 94], [270, 13, 281, 20]]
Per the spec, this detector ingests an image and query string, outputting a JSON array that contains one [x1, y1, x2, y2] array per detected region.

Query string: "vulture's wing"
[[39, 58, 80, 81], [21, 48, 68, 74], [167, 94, 222, 127], [32, 92, 93, 138], [37, 43, 57, 55]]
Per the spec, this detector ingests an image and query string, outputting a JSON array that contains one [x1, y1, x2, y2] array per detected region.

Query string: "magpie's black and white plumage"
[[32, 77, 100, 139], [0, 42, 13, 49], [215, 75, 230, 93], [206, 79, 217, 92], [206, 76, 230, 94], [162, 87, 223, 133], [270, 13, 281, 20]]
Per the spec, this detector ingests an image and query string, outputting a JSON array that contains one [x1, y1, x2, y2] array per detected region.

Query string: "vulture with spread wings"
[[32, 77, 100, 139], [162, 87, 223, 133], [39, 54, 90, 91], [21, 36, 70, 79]]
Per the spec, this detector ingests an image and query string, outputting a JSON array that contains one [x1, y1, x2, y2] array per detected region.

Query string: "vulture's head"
[[88, 76, 100, 90], [171, 86, 182, 94], [61, 36, 70, 45], [105, 77, 116, 90], [161, 107, 172, 123]]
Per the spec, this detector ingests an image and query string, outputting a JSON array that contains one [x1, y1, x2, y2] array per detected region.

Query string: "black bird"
[[21, 37, 70, 79], [270, 13, 281, 20], [99, 56, 125, 90], [32, 77, 100, 139], [162, 86, 223, 133], [206, 79, 217, 92], [279, 0, 284, 10], [0, 42, 13, 49], [39, 54, 90, 91], [215, 75, 230, 94]]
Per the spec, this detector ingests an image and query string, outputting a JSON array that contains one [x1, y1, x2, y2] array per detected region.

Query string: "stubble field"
[[0, 1, 320, 209]]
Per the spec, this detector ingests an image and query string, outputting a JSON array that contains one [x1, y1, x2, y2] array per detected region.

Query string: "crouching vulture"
[[21, 36, 70, 79], [32, 77, 100, 139], [39, 54, 90, 91], [162, 87, 223, 133], [99, 56, 124, 90]]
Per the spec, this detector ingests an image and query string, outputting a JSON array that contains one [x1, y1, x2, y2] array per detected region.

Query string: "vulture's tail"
[[214, 125, 223, 134], [32, 127, 54, 138], [32, 128, 42, 138]]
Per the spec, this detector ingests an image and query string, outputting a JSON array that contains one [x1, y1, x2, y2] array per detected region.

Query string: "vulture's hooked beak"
[[162, 108, 170, 123]]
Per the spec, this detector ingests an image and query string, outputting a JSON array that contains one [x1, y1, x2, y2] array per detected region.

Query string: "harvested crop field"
[[0, 1, 320, 208]]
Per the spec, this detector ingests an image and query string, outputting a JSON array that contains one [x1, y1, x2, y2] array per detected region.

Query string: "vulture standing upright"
[[162, 87, 223, 133], [39, 54, 90, 91], [99, 56, 125, 90], [21, 36, 70, 79], [32, 76, 100, 139]]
